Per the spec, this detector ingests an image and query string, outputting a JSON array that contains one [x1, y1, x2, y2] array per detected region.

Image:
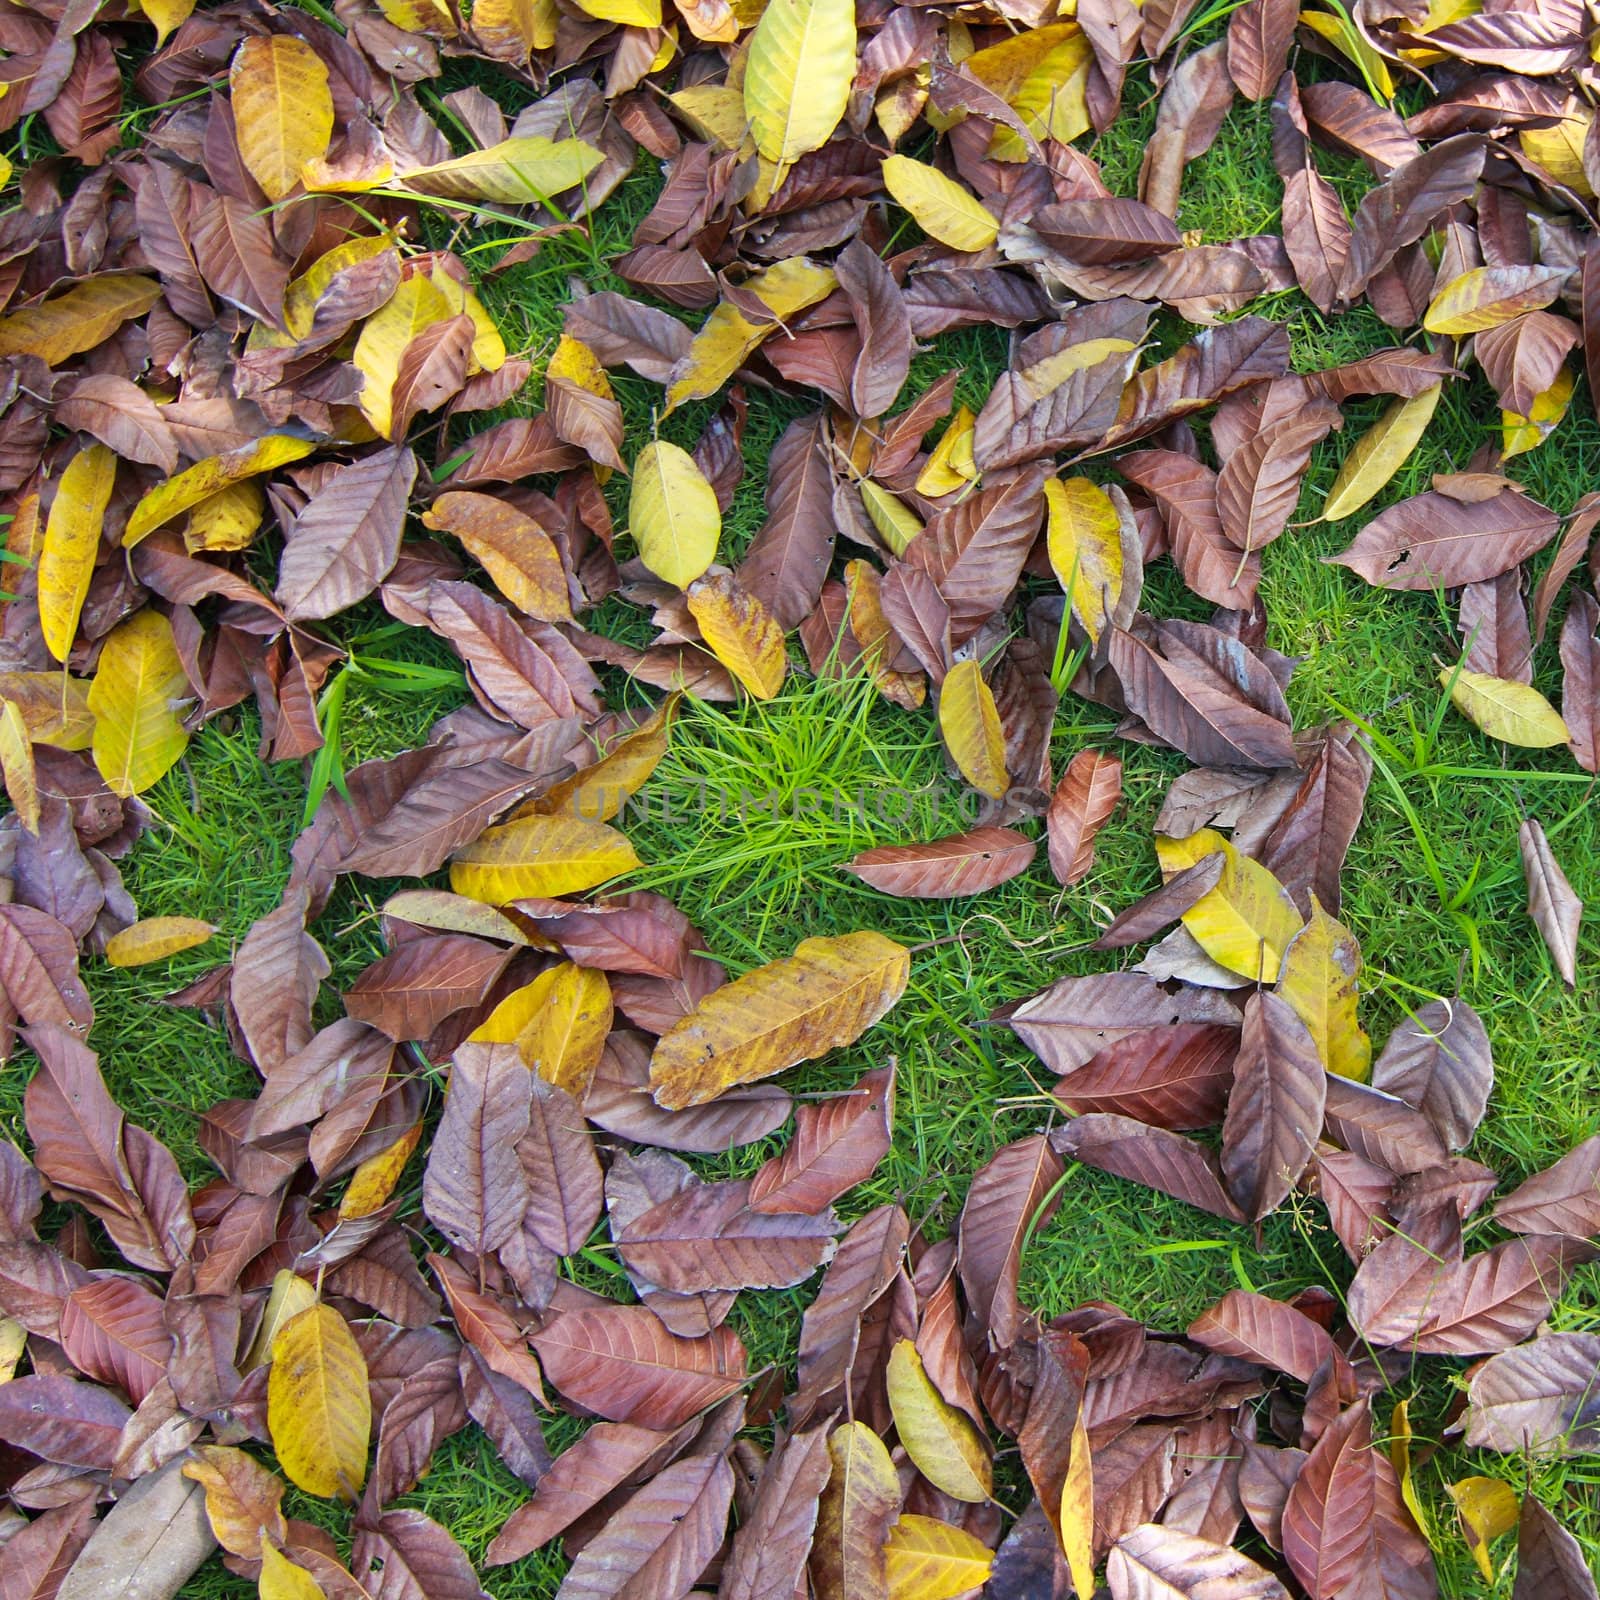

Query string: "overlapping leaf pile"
[[0, 0, 1597, 1590]]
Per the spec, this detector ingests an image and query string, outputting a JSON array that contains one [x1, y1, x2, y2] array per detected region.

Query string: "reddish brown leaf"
[[1281, 1401, 1377, 1600], [1054, 1023, 1238, 1130], [1558, 590, 1599, 771], [844, 826, 1035, 899], [958, 1135, 1064, 1348], [1370, 998, 1493, 1151], [1053, 1114, 1246, 1223], [1520, 819, 1582, 987], [1047, 749, 1123, 886], [59, 1276, 173, 1403], [1226, 0, 1297, 99], [749, 1064, 894, 1215]]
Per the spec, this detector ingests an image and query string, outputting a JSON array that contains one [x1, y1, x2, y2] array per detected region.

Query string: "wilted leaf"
[[1443, 668, 1570, 747], [1371, 997, 1492, 1150], [267, 1303, 371, 1501], [1276, 898, 1370, 1082], [1158, 829, 1302, 981], [1108, 1523, 1289, 1600], [1520, 819, 1582, 986], [687, 572, 787, 699], [1448, 1477, 1518, 1584]]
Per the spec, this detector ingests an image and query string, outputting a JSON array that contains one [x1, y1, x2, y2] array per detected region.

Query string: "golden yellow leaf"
[[383, 890, 533, 944], [744, 0, 856, 168], [510, 961, 612, 1094], [88, 610, 191, 799], [258, 1534, 329, 1600], [352, 274, 456, 441], [630, 440, 721, 589], [267, 1302, 371, 1501], [430, 266, 505, 374], [1322, 384, 1442, 521], [844, 559, 925, 709], [881, 155, 998, 251], [532, 695, 680, 823], [450, 814, 641, 904], [103, 916, 217, 968], [0, 277, 162, 367], [181, 1446, 288, 1558], [400, 136, 604, 203], [376, 0, 456, 32], [1276, 896, 1370, 1081], [470, 0, 556, 55], [338, 1123, 422, 1219], [859, 479, 923, 556], [1001, 29, 1092, 154], [650, 930, 910, 1109], [1297, 8, 1395, 97], [125, 435, 318, 547], [547, 333, 612, 398], [885, 1341, 992, 1502], [0, 700, 37, 834], [1503, 365, 1574, 458], [665, 258, 836, 411], [230, 36, 334, 203], [572, 0, 660, 22], [1061, 1411, 1095, 1600], [938, 659, 1007, 799], [1448, 1477, 1518, 1584], [687, 572, 788, 698], [1520, 113, 1593, 196], [1156, 828, 1303, 982], [421, 491, 572, 620], [187, 480, 266, 552], [669, 85, 750, 150], [1045, 476, 1124, 647], [137, 0, 197, 46], [1425, 267, 1558, 335], [885, 1514, 994, 1600], [284, 233, 398, 340], [1442, 667, 1571, 746], [245, 1271, 317, 1372], [916, 405, 978, 497], [0, 1315, 27, 1382], [1389, 1401, 1430, 1538], [0, 671, 94, 750], [964, 22, 1077, 104], [38, 444, 117, 663]]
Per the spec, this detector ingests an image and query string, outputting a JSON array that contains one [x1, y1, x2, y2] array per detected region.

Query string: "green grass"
[[4, 39, 1599, 1600]]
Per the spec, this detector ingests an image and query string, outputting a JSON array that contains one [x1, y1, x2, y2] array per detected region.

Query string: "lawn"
[[4, 35, 1599, 1598]]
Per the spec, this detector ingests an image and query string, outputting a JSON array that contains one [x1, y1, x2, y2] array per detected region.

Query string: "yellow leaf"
[[964, 22, 1077, 103], [230, 36, 334, 203], [376, 0, 456, 32], [744, 0, 856, 168], [507, 961, 612, 1094], [284, 233, 398, 340], [0, 671, 94, 750], [1425, 267, 1557, 335], [881, 155, 998, 251], [182, 1446, 288, 1559], [0, 700, 38, 834], [630, 441, 720, 589], [1520, 113, 1593, 197], [650, 930, 910, 1108], [1448, 1477, 1519, 1585], [0, 277, 162, 367], [400, 136, 605, 203], [816, 1422, 901, 1600], [1503, 365, 1574, 458], [1297, 8, 1395, 98], [532, 695, 680, 823], [999, 29, 1091, 154], [1389, 1401, 1431, 1539], [665, 258, 836, 410], [245, 1271, 317, 1372], [338, 1123, 422, 1218], [844, 559, 926, 709], [383, 890, 534, 944], [1322, 384, 1441, 521], [470, 0, 556, 55], [421, 491, 572, 620], [547, 333, 613, 399], [0, 1315, 27, 1382], [1045, 476, 1124, 647], [430, 266, 505, 374], [1023, 339, 1139, 404], [885, 1341, 992, 1502], [1442, 667, 1570, 746], [1061, 1411, 1095, 1600], [137, 0, 197, 46], [125, 435, 318, 547], [687, 572, 788, 698], [859, 479, 924, 556], [258, 1534, 328, 1600], [938, 659, 1007, 799], [885, 1515, 994, 1600], [1276, 896, 1370, 1081], [669, 85, 750, 151], [103, 916, 217, 967], [1156, 828, 1303, 982], [353, 274, 455, 441], [572, 0, 660, 22], [450, 814, 640, 904], [916, 405, 978, 497], [87, 610, 191, 799], [266, 1302, 370, 1501], [187, 480, 266, 552], [38, 444, 117, 662]]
